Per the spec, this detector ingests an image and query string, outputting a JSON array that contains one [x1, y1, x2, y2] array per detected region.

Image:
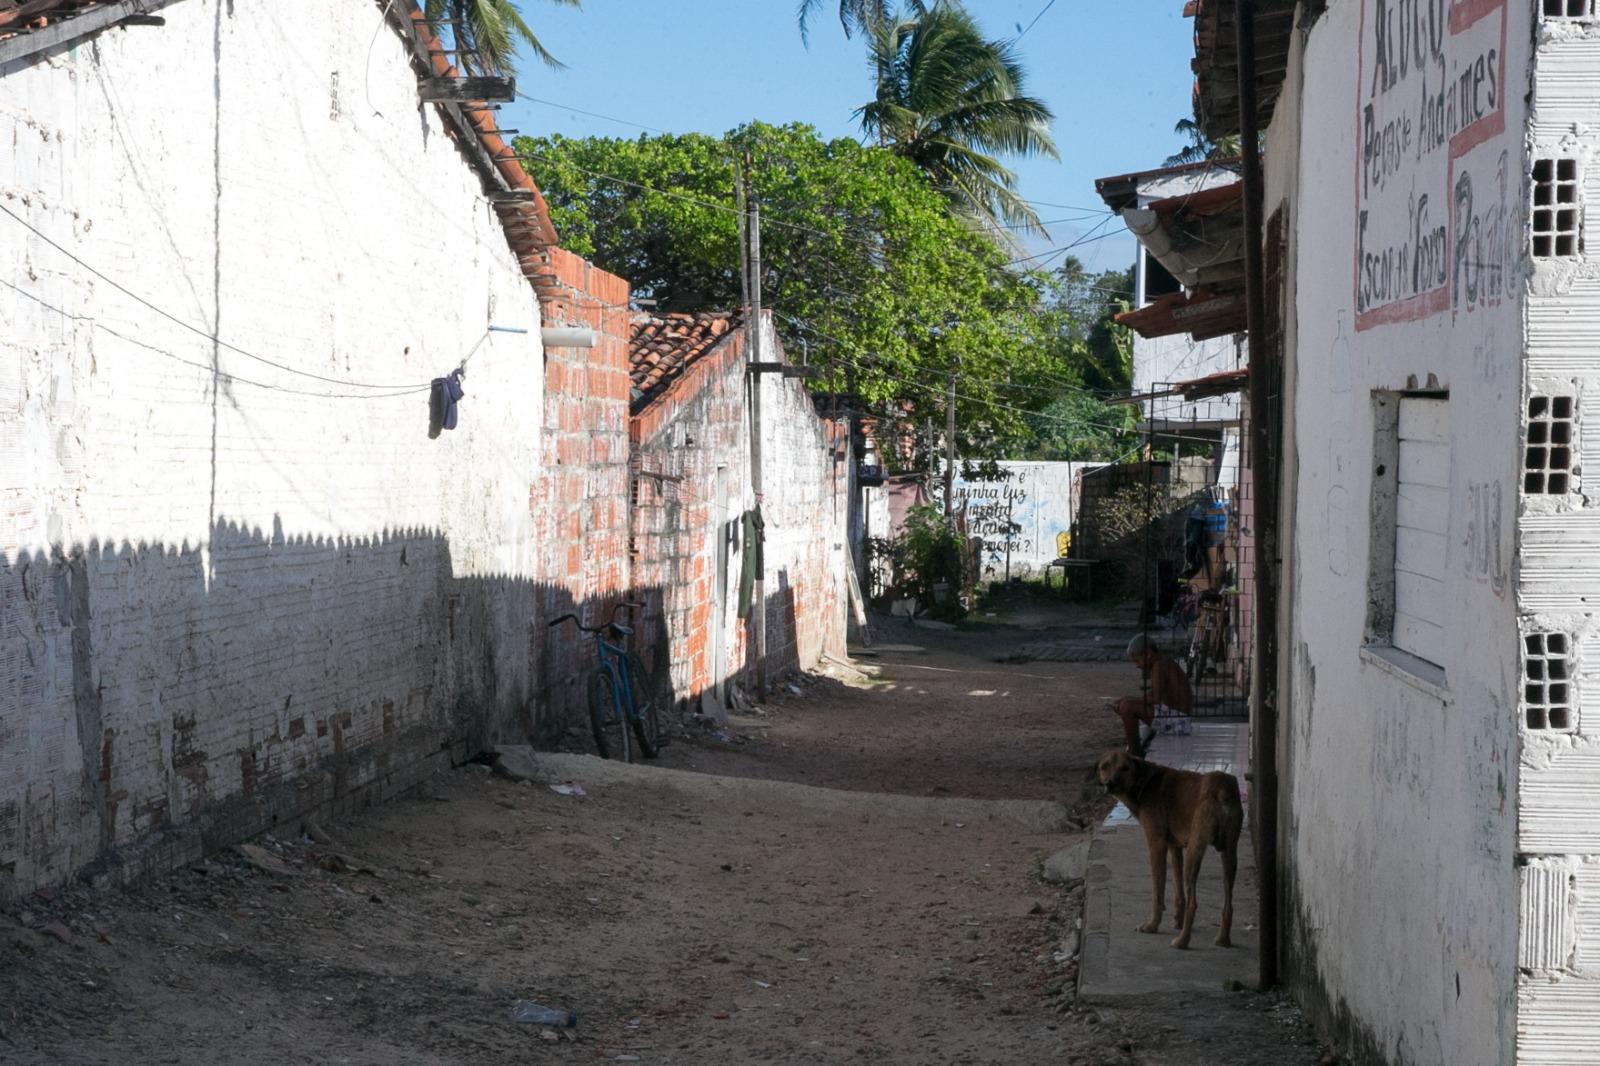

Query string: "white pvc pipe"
[[540, 326, 597, 348]]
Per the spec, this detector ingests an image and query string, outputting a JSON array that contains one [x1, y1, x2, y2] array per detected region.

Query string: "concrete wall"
[[757, 347, 849, 676], [1275, 2, 1525, 1063], [1514, 10, 1600, 1061], [530, 249, 634, 742], [631, 317, 845, 710], [0, 0, 548, 897], [1133, 328, 1243, 424]]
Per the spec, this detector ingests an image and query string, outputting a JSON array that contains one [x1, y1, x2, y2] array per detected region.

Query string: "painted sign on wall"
[[952, 461, 1097, 579], [1356, 0, 1510, 330]]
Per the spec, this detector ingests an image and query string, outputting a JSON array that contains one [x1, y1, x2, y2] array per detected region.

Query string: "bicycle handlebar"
[[546, 602, 647, 632]]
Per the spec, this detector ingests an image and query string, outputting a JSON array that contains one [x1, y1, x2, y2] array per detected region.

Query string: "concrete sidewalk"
[[1079, 722, 1259, 1000]]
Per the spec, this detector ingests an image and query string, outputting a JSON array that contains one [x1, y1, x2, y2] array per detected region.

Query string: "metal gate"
[[1140, 383, 1253, 719]]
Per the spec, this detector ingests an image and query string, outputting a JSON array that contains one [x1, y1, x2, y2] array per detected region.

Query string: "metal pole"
[[1235, 0, 1279, 992], [746, 162, 769, 701], [943, 374, 956, 517]]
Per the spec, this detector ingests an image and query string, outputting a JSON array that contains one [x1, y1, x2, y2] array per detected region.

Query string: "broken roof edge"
[[398, 7, 558, 250], [0, 0, 186, 64], [1185, 0, 1298, 141], [1093, 157, 1243, 212], [1114, 287, 1246, 342]]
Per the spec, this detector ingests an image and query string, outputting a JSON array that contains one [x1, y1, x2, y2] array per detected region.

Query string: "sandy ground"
[[0, 600, 1327, 1065]]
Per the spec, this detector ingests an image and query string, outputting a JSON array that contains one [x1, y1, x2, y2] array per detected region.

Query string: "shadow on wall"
[[0, 518, 662, 900]]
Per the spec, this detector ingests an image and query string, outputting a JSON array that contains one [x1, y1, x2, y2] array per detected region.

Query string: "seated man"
[[1111, 634, 1194, 754]]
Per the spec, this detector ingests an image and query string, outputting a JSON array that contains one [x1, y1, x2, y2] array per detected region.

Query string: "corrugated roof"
[[629, 312, 741, 415]]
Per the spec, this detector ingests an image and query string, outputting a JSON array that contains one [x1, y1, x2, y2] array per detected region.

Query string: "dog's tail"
[[1208, 773, 1245, 853]]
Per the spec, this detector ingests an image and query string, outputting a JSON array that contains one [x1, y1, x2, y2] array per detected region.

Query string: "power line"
[[1014, 0, 1062, 41], [1, 278, 432, 400], [1003, 216, 1125, 268], [515, 91, 669, 135], [1, 203, 436, 392]]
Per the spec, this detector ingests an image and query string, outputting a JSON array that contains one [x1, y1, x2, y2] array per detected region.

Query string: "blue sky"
[[501, 1, 1200, 274]]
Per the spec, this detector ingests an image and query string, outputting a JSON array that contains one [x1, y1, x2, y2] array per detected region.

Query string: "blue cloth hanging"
[[429, 369, 465, 438]]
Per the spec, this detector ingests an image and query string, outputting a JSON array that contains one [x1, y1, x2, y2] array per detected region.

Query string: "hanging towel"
[[429, 369, 465, 438], [737, 507, 766, 620]]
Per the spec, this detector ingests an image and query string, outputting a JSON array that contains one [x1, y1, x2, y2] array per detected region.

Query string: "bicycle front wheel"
[[588, 668, 631, 762], [624, 653, 662, 758]]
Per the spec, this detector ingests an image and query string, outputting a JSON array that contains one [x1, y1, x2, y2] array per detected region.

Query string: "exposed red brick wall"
[[530, 249, 634, 741], [631, 316, 846, 711]]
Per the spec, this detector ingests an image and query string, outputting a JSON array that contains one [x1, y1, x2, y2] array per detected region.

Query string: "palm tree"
[[855, 3, 1058, 233], [424, 0, 579, 74], [1164, 118, 1240, 166], [796, 0, 927, 43]]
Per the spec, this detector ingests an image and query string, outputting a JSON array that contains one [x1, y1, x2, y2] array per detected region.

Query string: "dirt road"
[[1, 608, 1325, 1065]]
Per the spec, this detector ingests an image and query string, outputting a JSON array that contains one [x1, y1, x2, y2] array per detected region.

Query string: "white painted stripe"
[[1396, 527, 1449, 585], [1396, 483, 1450, 536], [1395, 570, 1445, 622], [1393, 610, 1445, 666], [1399, 396, 1449, 443], [1399, 439, 1451, 488]]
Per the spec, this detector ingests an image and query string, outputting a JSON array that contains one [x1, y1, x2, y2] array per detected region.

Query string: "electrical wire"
[[1, 278, 432, 400], [1014, 0, 1062, 41], [515, 90, 669, 135], [1, 204, 436, 392]]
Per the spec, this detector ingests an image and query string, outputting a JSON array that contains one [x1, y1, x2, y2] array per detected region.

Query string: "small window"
[[1525, 395, 1576, 495], [1543, 0, 1594, 18], [1524, 633, 1575, 731], [1532, 159, 1582, 258], [1391, 396, 1450, 665]]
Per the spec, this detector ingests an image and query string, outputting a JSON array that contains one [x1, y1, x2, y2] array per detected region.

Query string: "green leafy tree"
[[1018, 392, 1137, 461], [856, 2, 1057, 233], [424, 0, 579, 73], [1052, 258, 1133, 392], [517, 123, 1075, 451]]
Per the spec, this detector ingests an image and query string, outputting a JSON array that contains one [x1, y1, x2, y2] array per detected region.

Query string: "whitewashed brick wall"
[[1515, 13, 1600, 1062], [0, 0, 545, 897]]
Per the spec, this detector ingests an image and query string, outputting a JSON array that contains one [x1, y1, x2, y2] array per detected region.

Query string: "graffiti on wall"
[[1356, 0, 1509, 330], [1463, 479, 1507, 597], [952, 462, 1092, 577]]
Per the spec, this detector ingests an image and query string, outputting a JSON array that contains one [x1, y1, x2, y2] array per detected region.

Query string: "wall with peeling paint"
[[0, 1, 545, 898], [1274, 2, 1527, 1063]]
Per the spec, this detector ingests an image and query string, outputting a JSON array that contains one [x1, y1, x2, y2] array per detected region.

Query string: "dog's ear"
[[1095, 751, 1118, 780]]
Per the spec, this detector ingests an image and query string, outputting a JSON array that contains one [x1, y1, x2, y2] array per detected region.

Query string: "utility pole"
[[943, 373, 956, 517], [1235, 0, 1279, 991], [741, 155, 769, 700]]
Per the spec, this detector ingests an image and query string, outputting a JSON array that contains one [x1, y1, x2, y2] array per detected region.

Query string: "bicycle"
[[547, 602, 662, 763]]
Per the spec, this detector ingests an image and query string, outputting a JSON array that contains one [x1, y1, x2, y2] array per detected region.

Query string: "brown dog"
[[1094, 750, 1244, 949]]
